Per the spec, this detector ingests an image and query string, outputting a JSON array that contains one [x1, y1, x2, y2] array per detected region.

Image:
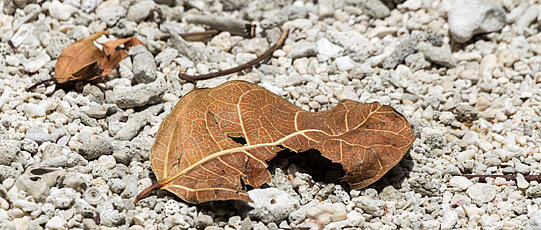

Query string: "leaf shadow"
[[370, 149, 414, 192]]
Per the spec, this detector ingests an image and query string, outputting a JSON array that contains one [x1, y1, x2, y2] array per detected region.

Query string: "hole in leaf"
[[239, 177, 254, 191], [229, 136, 247, 145], [268, 149, 346, 185]]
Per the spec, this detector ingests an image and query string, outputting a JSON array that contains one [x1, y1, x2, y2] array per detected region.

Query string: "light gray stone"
[[46, 216, 67, 230], [48, 0, 77, 21], [352, 196, 385, 217], [316, 38, 343, 62], [248, 188, 300, 224], [0, 141, 19, 166], [155, 48, 178, 68], [78, 135, 113, 160], [359, 0, 390, 19], [526, 184, 541, 198], [417, 43, 456, 68], [96, 5, 126, 26], [130, 45, 157, 84], [448, 0, 506, 43], [106, 76, 167, 108], [25, 127, 51, 144], [114, 104, 163, 141], [441, 209, 458, 230], [466, 184, 496, 205], [126, 1, 155, 22], [46, 188, 77, 209], [288, 43, 317, 60]]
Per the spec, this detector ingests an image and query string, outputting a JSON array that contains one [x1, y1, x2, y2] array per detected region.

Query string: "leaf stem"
[[462, 174, 541, 182], [26, 78, 57, 91], [134, 181, 163, 204], [179, 28, 289, 81]]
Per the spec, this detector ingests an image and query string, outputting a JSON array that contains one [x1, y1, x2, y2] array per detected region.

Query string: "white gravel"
[[1, 0, 541, 229]]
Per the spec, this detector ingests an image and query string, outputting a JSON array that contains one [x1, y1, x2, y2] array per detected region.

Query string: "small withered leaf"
[[36, 31, 143, 89], [136, 81, 415, 204], [54, 31, 109, 84]]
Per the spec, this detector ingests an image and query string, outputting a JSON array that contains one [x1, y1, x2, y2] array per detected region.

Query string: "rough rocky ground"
[[1, 0, 541, 229]]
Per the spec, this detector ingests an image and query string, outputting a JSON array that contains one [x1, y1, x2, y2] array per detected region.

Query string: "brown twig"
[[179, 28, 290, 82], [462, 174, 541, 182], [26, 78, 56, 91]]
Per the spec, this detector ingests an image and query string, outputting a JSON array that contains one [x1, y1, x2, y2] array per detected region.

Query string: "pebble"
[[305, 202, 347, 225], [383, 31, 442, 69], [335, 56, 354, 71], [352, 196, 385, 217], [526, 184, 541, 198], [462, 131, 479, 146], [515, 5, 539, 33], [78, 135, 113, 160], [449, 176, 473, 190], [0, 142, 19, 166], [479, 54, 498, 79], [417, 43, 456, 68], [248, 188, 300, 224], [81, 0, 98, 13], [195, 214, 214, 229], [96, 4, 126, 26], [114, 104, 162, 141], [318, 0, 334, 18], [155, 48, 178, 68], [23, 101, 54, 118], [13, 216, 30, 230], [405, 52, 429, 71], [528, 211, 541, 230], [454, 103, 479, 123], [498, 49, 520, 67], [23, 52, 51, 73], [316, 38, 343, 62], [25, 127, 51, 144], [126, 1, 155, 22], [447, 0, 506, 43], [288, 43, 317, 60], [83, 104, 115, 119], [516, 173, 529, 189], [288, 200, 320, 225], [105, 76, 167, 108], [46, 188, 77, 209], [441, 209, 458, 230], [46, 216, 67, 230], [130, 45, 157, 84], [360, 0, 390, 19], [466, 184, 497, 205], [49, 0, 78, 21]]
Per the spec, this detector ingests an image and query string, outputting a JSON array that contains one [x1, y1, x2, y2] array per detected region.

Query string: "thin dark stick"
[[462, 174, 541, 182], [179, 28, 290, 82], [26, 78, 56, 91]]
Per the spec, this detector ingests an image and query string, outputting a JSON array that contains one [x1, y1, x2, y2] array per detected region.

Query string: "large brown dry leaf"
[[54, 31, 142, 84], [142, 81, 415, 203]]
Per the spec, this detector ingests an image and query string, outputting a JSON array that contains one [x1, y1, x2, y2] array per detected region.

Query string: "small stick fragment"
[[185, 15, 255, 37], [462, 174, 541, 182], [179, 28, 289, 82], [26, 78, 56, 91]]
